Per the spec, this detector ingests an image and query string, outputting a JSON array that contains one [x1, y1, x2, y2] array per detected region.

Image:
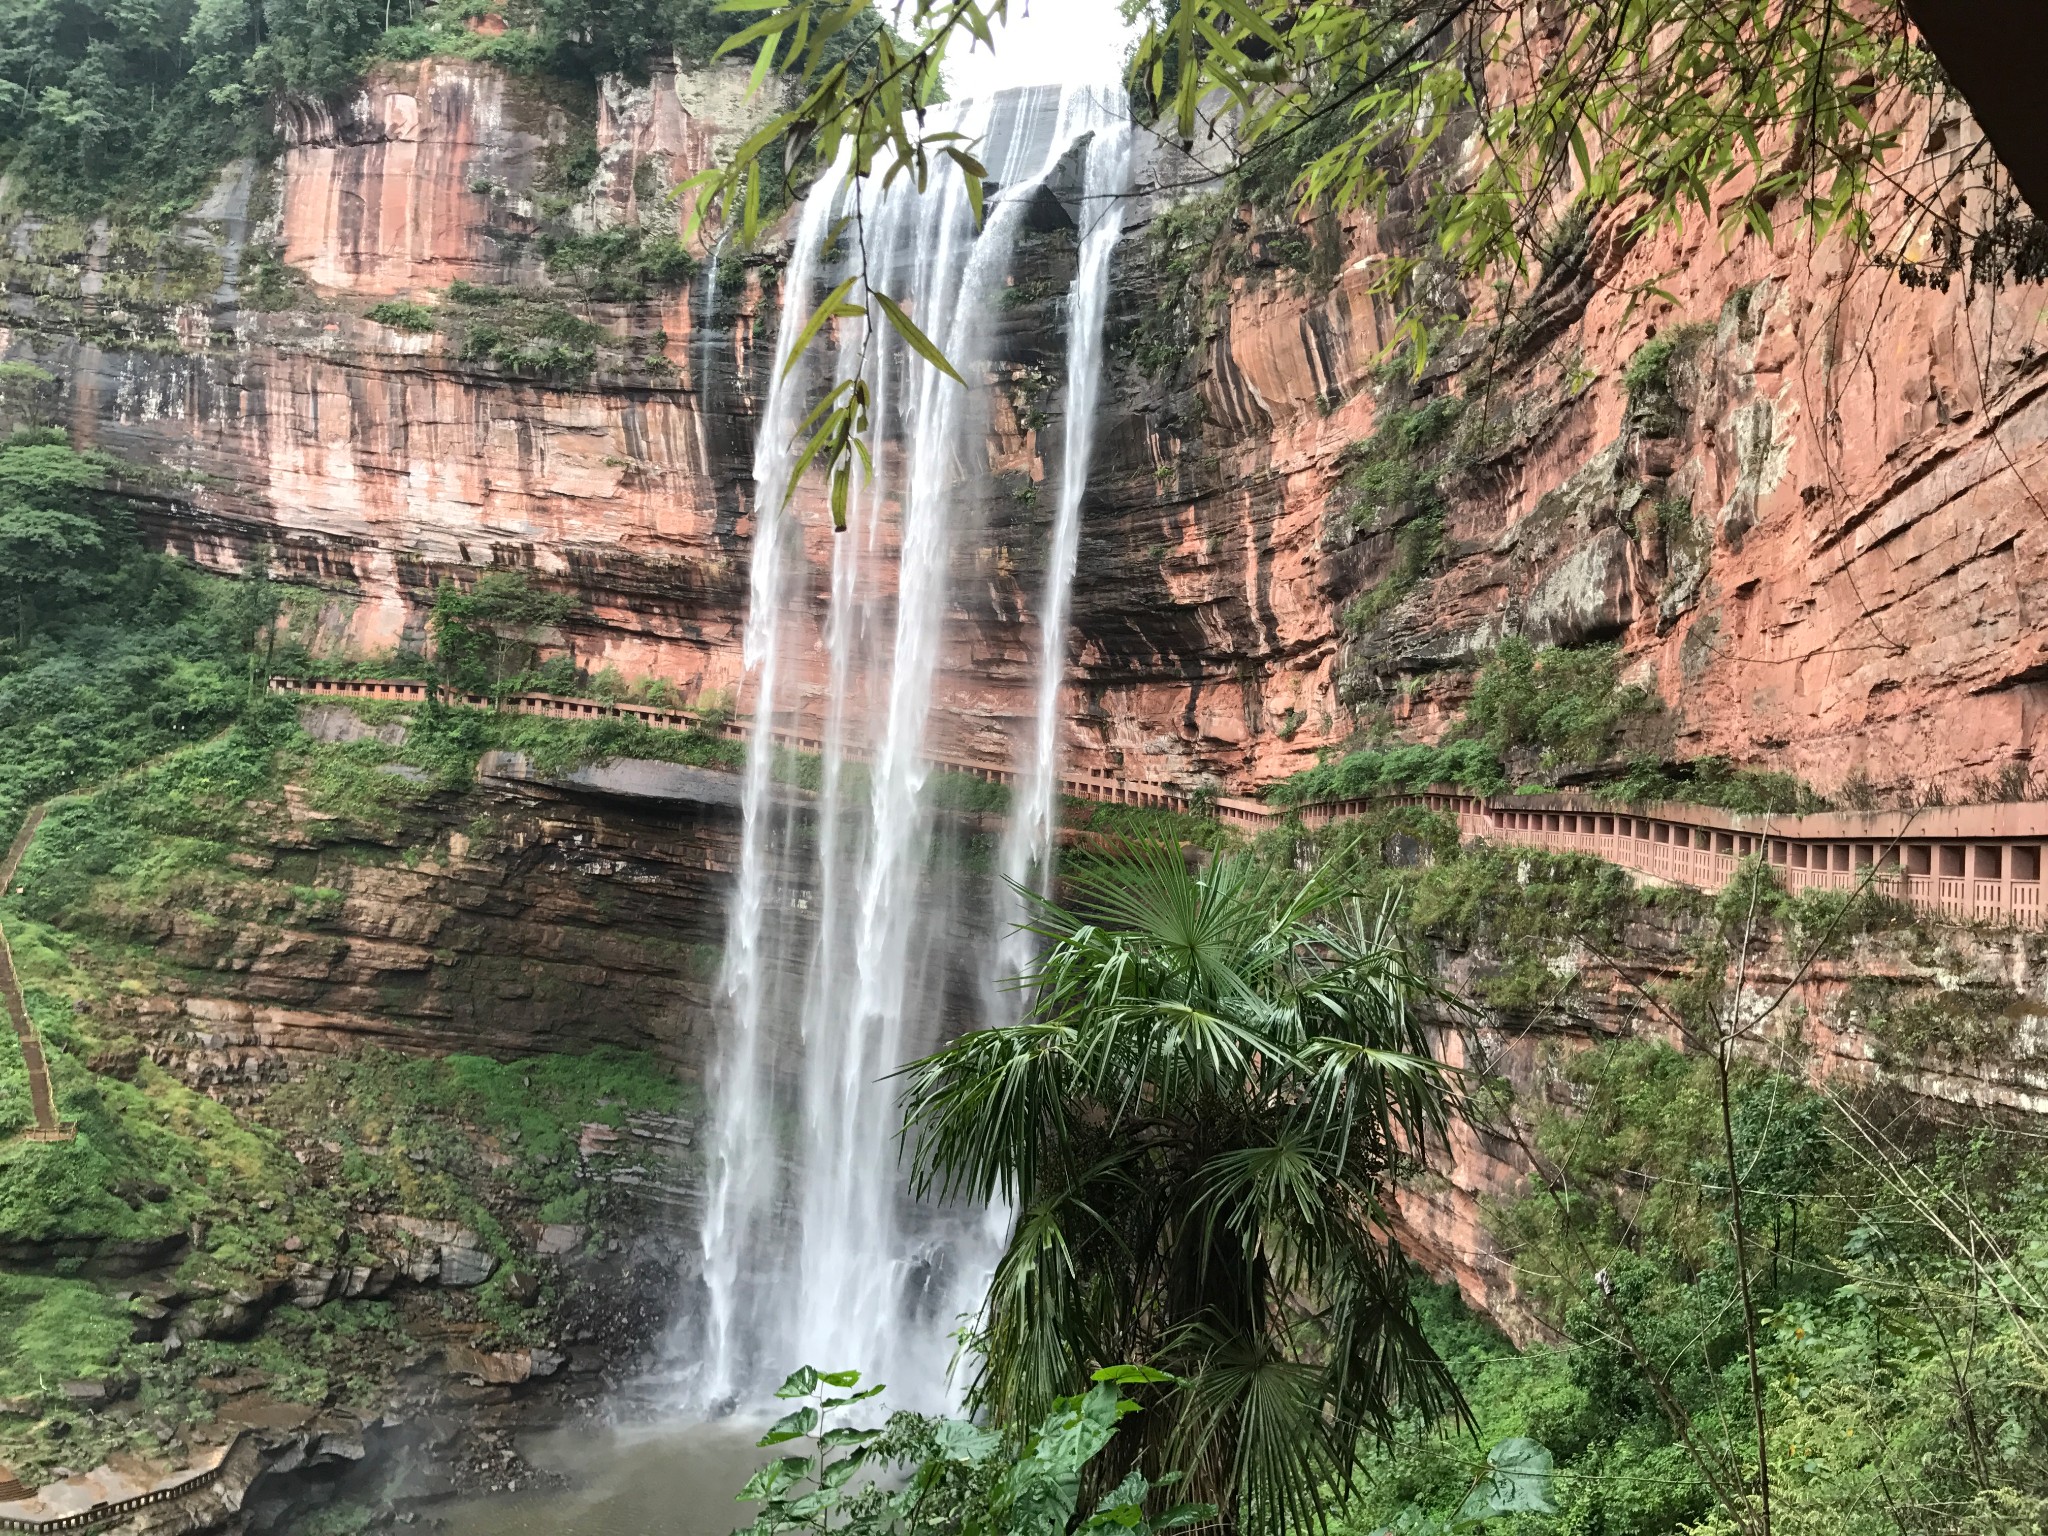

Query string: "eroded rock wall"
[[1069, 111, 2048, 800], [6, 59, 2041, 800], [89, 757, 741, 1077], [2, 58, 771, 701], [1389, 909, 2048, 1340]]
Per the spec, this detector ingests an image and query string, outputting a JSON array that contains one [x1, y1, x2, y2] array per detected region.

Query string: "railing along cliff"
[[0, 1436, 241, 1531], [0, 805, 73, 1144], [272, 678, 2048, 930], [273, 678, 1204, 813]]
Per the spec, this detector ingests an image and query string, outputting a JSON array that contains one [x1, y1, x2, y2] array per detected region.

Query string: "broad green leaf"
[[1452, 1436, 1557, 1525], [818, 1426, 882, 1449], [932, 1416, 1002, 1463], [873, 292, 964, 384], [774, 1365, 820, 1399], [820, 1383, 886, 1407], [737, 1456, 812, 1503], [760, 1405, 819, 1445]]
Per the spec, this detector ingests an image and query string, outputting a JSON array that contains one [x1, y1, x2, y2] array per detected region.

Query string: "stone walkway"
[[273, 676, 2048, 931], [0, 1439, 239, 1531]]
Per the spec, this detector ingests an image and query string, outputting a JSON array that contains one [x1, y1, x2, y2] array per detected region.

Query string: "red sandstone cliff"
[[1076, 102, 2048, 802], [0, 57, 2041, 801], [1, 59, 774, 702], [13, 51, 2048, 1384]]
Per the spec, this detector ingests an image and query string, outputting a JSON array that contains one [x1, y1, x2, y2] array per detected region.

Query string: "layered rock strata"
[[5, 60, 2044, 801]]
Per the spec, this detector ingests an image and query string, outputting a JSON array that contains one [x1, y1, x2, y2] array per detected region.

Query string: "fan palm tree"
[[902, 837, 1468, 1534]]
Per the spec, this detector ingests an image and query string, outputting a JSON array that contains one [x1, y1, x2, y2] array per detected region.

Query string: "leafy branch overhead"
[[681, 1, 987, 528], [694, 0, 2011, 519]]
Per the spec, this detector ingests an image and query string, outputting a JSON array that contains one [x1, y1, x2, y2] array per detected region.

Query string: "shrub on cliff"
[[1266, 739, 1506, 808], [1464, 638, 1658, 773], [428, 571, 578, 696]]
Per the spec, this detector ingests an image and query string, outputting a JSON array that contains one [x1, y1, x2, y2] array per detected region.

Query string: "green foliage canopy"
[[1464, 637, 1655, 771], [0, 0, 824, 219], [1265, 740, 1505, 808], [0, 428, 117, 642]]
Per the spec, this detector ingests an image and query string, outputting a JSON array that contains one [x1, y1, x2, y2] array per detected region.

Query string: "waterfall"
[[992, 104, 1134, 1013], [696, 82, 1133, 1415], [691, 232, 728, 478]]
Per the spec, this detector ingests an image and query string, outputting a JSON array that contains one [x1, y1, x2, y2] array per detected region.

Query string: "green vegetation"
[[1344, 511, 1443, 634], [736, 1365, 1221, 1536], [370, 11, 550, 73], [1118, 192, 1232, 377], [1603, 754, 1829, 815], [1335, 394, 1499, 636], [267, 1045, 681, 1248], [1341, 395, 1465, 532], [364, 299, 438, 332], [1272, 638, 1831, 820], [0, 432, 270, 843], [881, 807, 2048, 1536], [445, 283, 613, 380], [538, 226, 700, 299], [0, 0, 850, 222], [1266, 740, 1506, 807], [1272, 639, 1655, 805], [0, 427, 119, 643], [429, 569, 578, 695], [1465, 637, 1657, 772], [0, 927, 678, 1473], [905, 840, 1462, 1532], [1418, 1039, 2048, 1536], [1300, 813, 1681, 1014], [1064, 796, 1241, 855], [1623, 322, 1715, 437]]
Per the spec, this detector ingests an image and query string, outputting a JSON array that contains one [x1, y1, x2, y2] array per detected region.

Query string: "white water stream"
[[693, 82, 1133, 1413]]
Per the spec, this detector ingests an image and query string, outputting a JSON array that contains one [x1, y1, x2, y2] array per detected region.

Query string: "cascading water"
[[991, 107, 1135, 1014], [695, 81, 1134, 1415], [691, 232, 729, 477]]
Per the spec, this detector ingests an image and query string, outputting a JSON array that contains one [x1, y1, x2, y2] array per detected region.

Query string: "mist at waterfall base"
[[680, 84, 1136, 1419]]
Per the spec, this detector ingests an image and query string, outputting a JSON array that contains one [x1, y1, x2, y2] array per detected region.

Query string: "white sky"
[[941, 0, 1142, 95]]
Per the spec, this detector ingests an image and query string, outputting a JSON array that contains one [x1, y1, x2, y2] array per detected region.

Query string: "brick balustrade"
[[271, 678, 2048, 930]]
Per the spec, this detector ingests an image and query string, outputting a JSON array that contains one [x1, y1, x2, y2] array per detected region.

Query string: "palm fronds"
[[902, 836, 1469, 1534]]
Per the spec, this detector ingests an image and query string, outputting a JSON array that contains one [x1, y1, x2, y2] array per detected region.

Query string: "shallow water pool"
[[437, 1420, 767, 1536]]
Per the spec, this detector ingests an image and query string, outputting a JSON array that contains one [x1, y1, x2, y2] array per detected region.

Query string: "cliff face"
[[1072, 121, 2048, 800], [95, 753, 742, 1078], [7, 58, 2038, 800], [1393, 917, 2048, 1340], [2, 58, 773, 701], [8, 56, 2048, 1347]]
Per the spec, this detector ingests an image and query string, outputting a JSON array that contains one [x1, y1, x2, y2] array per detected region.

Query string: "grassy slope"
[[0, 555, 710, 1478]]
